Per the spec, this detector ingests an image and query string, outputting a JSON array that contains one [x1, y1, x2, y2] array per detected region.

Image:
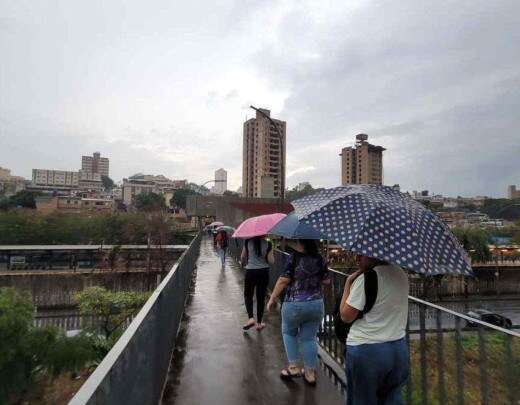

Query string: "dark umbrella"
[[291, 185, 472, 276], [268, 212, 326, 240]]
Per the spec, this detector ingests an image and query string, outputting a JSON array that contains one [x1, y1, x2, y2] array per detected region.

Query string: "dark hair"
[[246, 236, 264, 257], [299, 239, 319, 257]]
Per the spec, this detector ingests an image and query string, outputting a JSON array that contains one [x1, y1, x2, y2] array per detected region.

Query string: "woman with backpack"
[[240, 235, 274, 331], [340, 254, 409, 405], [266, 239, 329, 386], [215, 230, 228, 267]]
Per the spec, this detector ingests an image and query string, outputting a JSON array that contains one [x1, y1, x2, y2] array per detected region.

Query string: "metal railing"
[[69, 233, 201, 405], [229, 239, 520, 404]]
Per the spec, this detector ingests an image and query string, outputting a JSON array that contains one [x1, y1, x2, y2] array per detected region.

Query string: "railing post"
[[477, 324, 489, 405], [454, 317, 465, 405], [435, 308, 446, 404], [419, 305, 428, 405], [406, 319, 413, 405]]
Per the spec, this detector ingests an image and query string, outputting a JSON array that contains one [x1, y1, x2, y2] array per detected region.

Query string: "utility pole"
[[249, 105, 285, 211]]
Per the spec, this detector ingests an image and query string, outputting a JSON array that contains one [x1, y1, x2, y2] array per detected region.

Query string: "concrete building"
[[122, 174, 185, 205], [507, 185, 520, 199], [0, 167, 26, 196], [35, 195, 113, 215], [78, 170, 103, 191], [340, 134, 385, 185], [0, 167, 10, 181], [212, 168, 227, 195], [82, 152, 109, 177], [242, 108, 286, 198], [32, 169, 79, 188]]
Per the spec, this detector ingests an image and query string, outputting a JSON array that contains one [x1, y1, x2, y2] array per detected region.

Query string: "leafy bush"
[[0, 288, 101, 402], [75, 287, 149, 340]]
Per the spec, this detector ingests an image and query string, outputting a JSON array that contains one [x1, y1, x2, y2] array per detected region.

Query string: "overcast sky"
[[1, 0, 519, 196]]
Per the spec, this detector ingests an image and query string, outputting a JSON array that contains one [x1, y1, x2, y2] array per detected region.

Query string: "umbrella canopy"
[[216, 225, 235, 233], [208, 221, 223, 228], [232, 213, 286, 239], [269, 212, 325, 240], [291, 185, 472, 276]]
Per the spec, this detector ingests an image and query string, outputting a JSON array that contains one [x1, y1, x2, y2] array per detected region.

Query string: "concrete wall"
[[0, 270, 169, 309], [186, 195, 293, 227]]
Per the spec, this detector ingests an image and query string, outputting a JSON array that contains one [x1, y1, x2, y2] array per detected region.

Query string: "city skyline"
[[1, 1, 519, 196]]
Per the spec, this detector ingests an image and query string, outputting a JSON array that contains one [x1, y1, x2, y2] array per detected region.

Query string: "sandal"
[[256, 322, 266, 331], [302, 369, 317, 386], [242, 319, 256, 331], [280, 366, 301, 381]]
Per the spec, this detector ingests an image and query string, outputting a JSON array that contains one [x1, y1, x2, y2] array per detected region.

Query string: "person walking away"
[[215, 230, 228, 267], [267, 239, 329, 386], [240, 236, 274, 331], [340, 254, 409, 405]]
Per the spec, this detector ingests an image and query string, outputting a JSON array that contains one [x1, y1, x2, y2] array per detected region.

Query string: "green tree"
[[481, 198, 520, 220], [75, 287, 149, 341], [0, 190, 39, 211], [108, 245, 122, 271], [101, 175, 115, 191], [0, 288, 100, 402], [286, 184, 324, 202], [172, 188, 200, 209], [133, 192, 166, 212], [452, 227, 492, 262]]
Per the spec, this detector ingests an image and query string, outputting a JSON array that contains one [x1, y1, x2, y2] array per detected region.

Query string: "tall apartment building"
[[82, 152, 109, 177], [340, 134, 385, 185], [507, 185, 520, 199], [242, 108, 286, 198], [212, 168, 227, 195], [32, 169, 79, 188]]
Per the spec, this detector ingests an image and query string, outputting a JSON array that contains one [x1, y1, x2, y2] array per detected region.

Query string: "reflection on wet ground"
[[161, 237, 344, 405]]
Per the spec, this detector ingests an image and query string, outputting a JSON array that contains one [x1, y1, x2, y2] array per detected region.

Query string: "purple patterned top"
[[283, 252, 328, 302]]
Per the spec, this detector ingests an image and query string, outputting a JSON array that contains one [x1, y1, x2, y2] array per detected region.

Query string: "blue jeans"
[[345, 338, 409, 405], [218, 248, 226, 266], [281, 299, 324, 369]]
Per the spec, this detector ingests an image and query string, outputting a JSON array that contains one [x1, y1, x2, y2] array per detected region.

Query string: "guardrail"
[[229, 239, 520, 404], [69, 233, 201, 405]]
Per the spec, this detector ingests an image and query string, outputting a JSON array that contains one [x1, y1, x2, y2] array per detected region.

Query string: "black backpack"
[[334, 269, 378, 342]]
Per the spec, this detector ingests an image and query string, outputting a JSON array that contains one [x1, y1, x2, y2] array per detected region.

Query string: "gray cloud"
[[1, 0, 519, 195]]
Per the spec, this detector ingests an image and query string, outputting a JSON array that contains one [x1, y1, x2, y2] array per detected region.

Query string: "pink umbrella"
[[232, 213, 287, 239]]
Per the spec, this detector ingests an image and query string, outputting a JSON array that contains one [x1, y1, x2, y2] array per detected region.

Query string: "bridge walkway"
[[161, 236, 344, 405]]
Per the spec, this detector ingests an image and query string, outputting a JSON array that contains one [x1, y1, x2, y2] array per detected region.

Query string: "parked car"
[[465, 309, 512, 329]]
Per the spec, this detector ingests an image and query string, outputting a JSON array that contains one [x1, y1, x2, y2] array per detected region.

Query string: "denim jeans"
[[281, 299, 324, 369], [345, 338, 409, 405], [217, 248, 226, 266]]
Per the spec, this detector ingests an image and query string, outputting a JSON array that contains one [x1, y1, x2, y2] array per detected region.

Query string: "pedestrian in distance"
[[267, 239, 330, 386], [340, 254, 409, 405], [240, 235, 274, 331], [215, 230, 228, 267]]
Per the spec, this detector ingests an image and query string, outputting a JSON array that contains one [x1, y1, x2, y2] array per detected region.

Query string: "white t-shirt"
[[346, 264, 409, 346]]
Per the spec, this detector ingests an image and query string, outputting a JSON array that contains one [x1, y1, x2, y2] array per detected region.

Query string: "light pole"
[[249, 105, 285, 210]]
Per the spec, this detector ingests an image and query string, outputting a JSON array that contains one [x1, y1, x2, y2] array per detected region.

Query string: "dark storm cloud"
[[1, 0, 518, 195], [251, 0, 520, 196]]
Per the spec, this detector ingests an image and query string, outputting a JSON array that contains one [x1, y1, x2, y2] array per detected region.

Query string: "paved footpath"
[[161, 236, 345, 405]]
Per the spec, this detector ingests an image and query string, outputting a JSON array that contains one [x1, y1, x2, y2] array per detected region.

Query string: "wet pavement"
[[161, 236, 344, 405]]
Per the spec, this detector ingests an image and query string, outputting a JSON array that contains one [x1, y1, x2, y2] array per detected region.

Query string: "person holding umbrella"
[[215, 229, 229, 267], [233, 213, 286, 331], [340, 254, 409, 404], [289, 184, 473, 404], [240, 235, 274, 331], [267, 239, 329, 386]]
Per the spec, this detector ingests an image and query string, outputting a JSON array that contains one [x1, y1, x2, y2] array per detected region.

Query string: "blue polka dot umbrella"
[[291, 185, 472, 276]]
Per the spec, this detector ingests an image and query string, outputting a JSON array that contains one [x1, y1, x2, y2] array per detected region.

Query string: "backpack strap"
[[358, 268, 378, 319]]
